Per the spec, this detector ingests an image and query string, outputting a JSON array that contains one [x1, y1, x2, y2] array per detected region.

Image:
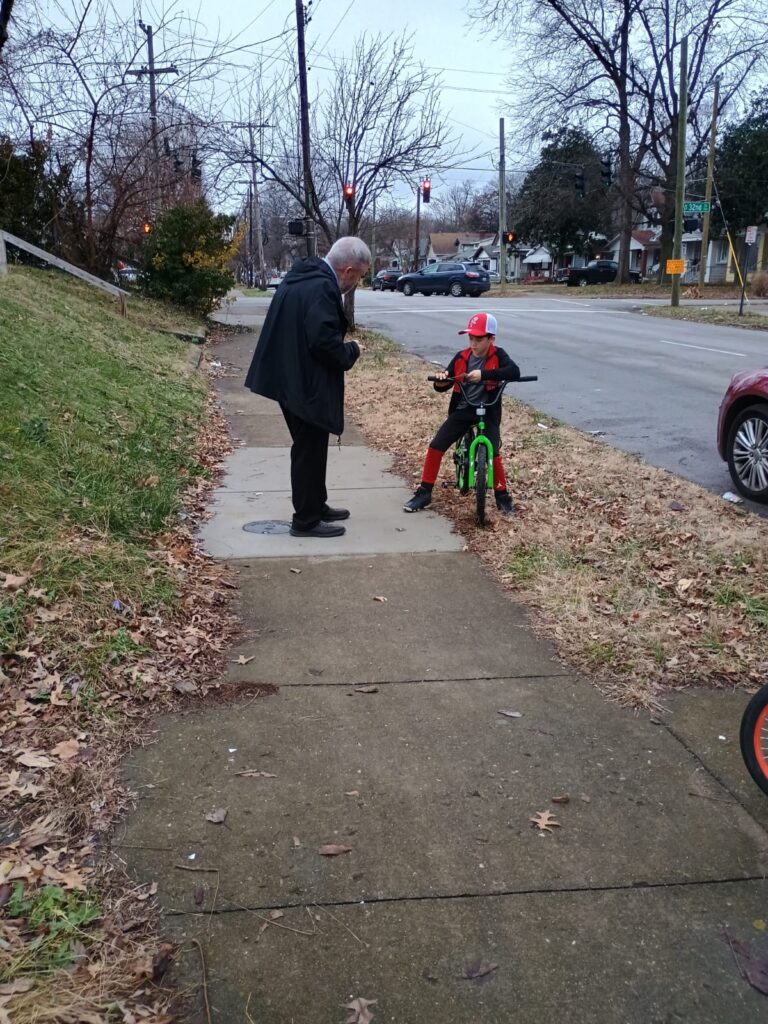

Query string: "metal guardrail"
[[0, 229, 129, 314]]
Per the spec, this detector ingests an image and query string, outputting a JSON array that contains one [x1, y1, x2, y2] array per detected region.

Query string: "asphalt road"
[[354, 290, 768, 513], [221, 289, 767, 515]]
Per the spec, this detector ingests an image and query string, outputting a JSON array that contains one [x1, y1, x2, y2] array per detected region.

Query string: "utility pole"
[[295, 0, 316, 256], [127, 22, 177, 213], [247, 184, 254, 287], [698, 76, 720, 291], [248, 124, 267, 290], [498, 117, 507, 294], [371, 194, 377, 280], [671, 35, 688, 309], [414, 183, 421, 271]]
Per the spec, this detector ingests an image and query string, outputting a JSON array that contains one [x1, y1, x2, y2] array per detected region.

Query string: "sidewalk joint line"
[[226, 672, 572, 689]]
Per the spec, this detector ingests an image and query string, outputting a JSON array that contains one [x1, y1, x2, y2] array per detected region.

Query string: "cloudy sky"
[[134, 0, 524, 196]]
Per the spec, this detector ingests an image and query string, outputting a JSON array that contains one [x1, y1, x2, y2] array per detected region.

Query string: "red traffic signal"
[[422, 177, 431, 203], [343, 182, 355, 200], [503, 230, 517, 245]]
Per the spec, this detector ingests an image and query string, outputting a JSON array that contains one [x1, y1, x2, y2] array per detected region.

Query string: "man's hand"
[[466, 369, 482, 383], [352, 339, 365, 354]]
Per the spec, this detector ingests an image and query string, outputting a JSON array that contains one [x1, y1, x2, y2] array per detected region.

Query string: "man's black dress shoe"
[[321, 505, 350, 521], [289, 521, 346, 538]]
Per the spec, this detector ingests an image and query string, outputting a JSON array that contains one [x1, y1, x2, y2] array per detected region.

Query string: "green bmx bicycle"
[[427, 373, 538, 526]]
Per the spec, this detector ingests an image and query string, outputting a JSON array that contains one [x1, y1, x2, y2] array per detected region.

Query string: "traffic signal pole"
[[671, 35, 688, 308], [498, 117, 507, 294], [295, 0, 316, 256], [698, 76, 720, 291]]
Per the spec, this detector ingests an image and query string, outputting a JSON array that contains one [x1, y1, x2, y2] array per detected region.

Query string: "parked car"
[[554, 267, 571, 284], [372, 269, 401, 291], [717, 367, 768, 503], [396, 261, 491, 298], [267, 273, 285, 289], [566, 260, 642, 287], [113, 262, 141, 286]]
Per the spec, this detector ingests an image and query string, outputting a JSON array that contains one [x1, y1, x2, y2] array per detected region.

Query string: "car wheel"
[[402, 282, 414, 296], [372, 281, 380, 291], [450, 281, 463, 297], [578, 278, 589, 288], [727, 403, 768, 502]]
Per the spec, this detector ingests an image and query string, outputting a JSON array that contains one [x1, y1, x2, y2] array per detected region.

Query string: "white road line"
[[657, 339, 747, 357], [364, 307, 612, 314]]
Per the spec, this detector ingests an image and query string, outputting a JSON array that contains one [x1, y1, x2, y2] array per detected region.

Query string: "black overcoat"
[[244, 258, 360, 435]]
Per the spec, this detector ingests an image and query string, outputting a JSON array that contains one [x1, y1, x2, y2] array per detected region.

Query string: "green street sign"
[[683, 200, 710, 214]]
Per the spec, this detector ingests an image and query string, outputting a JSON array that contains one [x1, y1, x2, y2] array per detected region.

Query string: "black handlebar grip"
[[517, 375, 538, 382]]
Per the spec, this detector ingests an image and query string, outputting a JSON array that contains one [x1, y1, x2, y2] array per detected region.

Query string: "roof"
[[428, 231, 490, 255]]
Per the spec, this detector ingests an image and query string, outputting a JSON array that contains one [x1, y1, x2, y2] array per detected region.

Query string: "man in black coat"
[[244, 236, 371, 538]]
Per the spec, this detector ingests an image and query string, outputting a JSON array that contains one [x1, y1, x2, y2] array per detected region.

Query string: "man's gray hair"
[[326, 236, 371, 268]]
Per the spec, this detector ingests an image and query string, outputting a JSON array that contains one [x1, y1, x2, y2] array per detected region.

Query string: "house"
[[424, 232, 492, 264], [521, 245, 553, 279], [604, 228, 661, 278]]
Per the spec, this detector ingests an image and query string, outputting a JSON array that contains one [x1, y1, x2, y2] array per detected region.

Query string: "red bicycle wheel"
[[740, 683, 768, 796]]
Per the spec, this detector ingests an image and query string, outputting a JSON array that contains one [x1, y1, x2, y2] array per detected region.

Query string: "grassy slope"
[[0, 268, 207, 685]]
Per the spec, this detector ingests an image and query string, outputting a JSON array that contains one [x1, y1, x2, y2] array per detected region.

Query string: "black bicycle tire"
[[740, 682, 768, 796], [455, 431, 472, 494], [475, 445, 487, 526]]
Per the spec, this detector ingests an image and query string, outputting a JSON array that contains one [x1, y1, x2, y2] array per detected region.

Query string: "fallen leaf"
[[551, 795, 570, 804], [497, 710, 522, 718], [580, 793, 591, 803], [344, 790, 360, 797], [0, 979, 35, 995], [205, 807, 228, 824], [269, 909, 284, 920], [676, 578, 694, 594], [0, 883, 11, 907], [668, 501, 685, 512], [754, 919, 766, 932], [235, 769, 277, 778], [342, 997, 377, 1024], [151, 943, 175, 981], [462, 959, 498, 980], [234, 655, 254, 665], [530, 810, 561, 833], [174, 680, 197, 695], [372, 595, 387, 602], [16, 750, 56, 769], [193, 886, 205, 907], [289, 567, 302, 574], [143, 475, 161, 488], [293, 836, 301, 848], [318, 844, 352, 856], [51, 738, 80, 761], [354, 685, 379, 694], [2, 573, 28, 591]]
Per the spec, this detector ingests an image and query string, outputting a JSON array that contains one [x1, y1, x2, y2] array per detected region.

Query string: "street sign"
[[666, 259, 685, 275], [745, 225, 758, 245], [683, 201, 710, 214]]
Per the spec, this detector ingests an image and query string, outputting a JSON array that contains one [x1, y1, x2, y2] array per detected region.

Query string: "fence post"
[[0, 232, 7, 276]]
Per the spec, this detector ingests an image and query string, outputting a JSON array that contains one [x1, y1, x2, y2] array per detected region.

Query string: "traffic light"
[[683, 217, 702, 232], [142, 221, 152, 235], [422, 177, 431, 203], [288, 219, 306, 236], [343, 182, 355, 201], [600, 154, 612, 189], [574, 167, 585, 198], [503, 230, 517, 245]]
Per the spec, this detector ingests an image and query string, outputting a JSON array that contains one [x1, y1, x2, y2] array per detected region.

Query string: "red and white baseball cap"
[[458, 312, 497, 336]]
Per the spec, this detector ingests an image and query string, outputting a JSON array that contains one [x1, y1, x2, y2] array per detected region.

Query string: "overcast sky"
[[135, 0, 524, 197]]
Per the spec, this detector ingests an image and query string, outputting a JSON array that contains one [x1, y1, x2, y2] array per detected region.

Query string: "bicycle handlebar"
[[426, 374, 538, 382]]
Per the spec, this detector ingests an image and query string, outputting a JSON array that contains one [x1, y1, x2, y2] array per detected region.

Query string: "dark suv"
[[567, 260, 641, 287], [396, 261, 491, 297], [372, 269, 401, 291]]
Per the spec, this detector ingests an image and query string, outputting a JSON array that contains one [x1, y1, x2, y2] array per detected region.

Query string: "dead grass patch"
[[643, 305, 768, 331], [349, 329, 768, 708]]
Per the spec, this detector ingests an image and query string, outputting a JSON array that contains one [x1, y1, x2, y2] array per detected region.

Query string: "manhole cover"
[[242, 520, 291, 535]]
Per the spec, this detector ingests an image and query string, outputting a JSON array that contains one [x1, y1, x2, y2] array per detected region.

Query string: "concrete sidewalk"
[[118, 324, 768, 1022]]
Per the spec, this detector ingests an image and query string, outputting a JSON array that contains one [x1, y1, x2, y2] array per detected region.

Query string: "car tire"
[[726, 403, 768, 503], [402, 282, 414, 296], [578, 278, 589, 288], [372, 281, 380, 291], [450, 281, 464, 297]]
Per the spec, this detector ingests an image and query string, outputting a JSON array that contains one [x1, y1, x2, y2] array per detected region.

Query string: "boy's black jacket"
[[244, 258, 360, 435], [436, 344, 521, 419]]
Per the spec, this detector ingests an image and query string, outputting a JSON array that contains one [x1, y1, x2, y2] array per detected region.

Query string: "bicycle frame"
[[467, 414, 495, 489]]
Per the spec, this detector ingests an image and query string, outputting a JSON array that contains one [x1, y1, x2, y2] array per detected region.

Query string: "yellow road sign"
[[666, 259, 685, 275]]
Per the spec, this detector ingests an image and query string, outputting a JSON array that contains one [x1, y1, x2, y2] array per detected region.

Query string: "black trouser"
[[280, 405, 329, 531], [430, 408, 501, 455]]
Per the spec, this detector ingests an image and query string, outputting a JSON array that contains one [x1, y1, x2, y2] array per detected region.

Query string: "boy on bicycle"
[[403, 312, 519, 516]]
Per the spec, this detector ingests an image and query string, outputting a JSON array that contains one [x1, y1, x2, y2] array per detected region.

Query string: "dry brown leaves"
[[0, 372, 239, 1023], [348, 336, 768, 707]]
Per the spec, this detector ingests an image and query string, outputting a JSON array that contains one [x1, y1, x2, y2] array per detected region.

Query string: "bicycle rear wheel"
[[454, 431, 472, 494], [475, 445, 487, 526], [740, 683, 768, 796]]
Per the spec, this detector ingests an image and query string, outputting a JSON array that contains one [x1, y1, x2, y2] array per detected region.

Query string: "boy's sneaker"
[[403, 485, 432, 513], [495, 489, 516, 516]]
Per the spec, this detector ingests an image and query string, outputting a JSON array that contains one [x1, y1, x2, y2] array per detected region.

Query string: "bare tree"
[[472, 0, 768, 282]]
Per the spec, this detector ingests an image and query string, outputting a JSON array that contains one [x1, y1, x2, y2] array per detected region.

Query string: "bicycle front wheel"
[[740, 683, 768, 796], [454, 432, 472, 494], [475, 445, 487, 526]]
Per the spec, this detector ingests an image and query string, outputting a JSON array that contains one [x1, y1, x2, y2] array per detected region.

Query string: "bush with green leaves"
[[142, 201, 238, 314]]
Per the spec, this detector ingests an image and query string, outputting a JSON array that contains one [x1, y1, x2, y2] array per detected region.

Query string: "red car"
[[717, 367, 768, 502]]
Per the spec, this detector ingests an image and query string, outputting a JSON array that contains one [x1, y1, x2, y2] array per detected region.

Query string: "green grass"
[[0, 267, 207, 681], [240, 287, 271, 297], [4, 883, 101, 979]]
